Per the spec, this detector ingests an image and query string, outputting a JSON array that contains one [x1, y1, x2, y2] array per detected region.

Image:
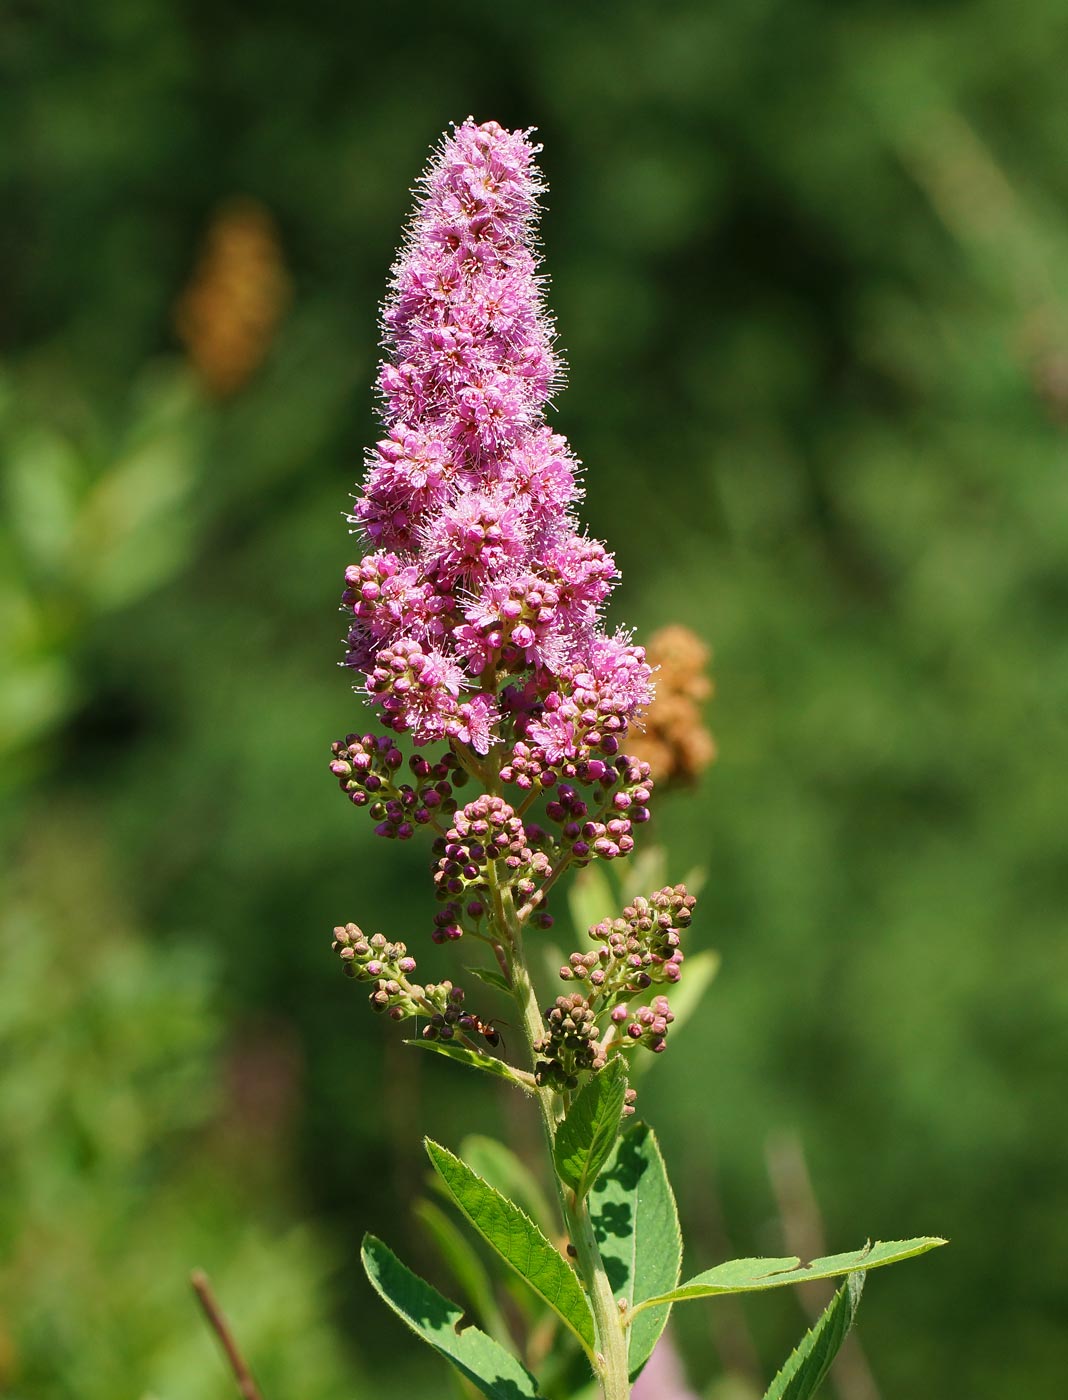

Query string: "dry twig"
[[191, 1268, 264, 1400]]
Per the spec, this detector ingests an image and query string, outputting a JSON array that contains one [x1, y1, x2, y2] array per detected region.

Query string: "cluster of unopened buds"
[[565, 885, 695, 994], [430, 794, 554, 941], [515, 886, 695, 1083], [531, 993, 646, 1106], [540, 759, 652, 863], [329, 733, 465, 838], [610, 994, 675, 1054], [331, 923, 498, 1046], [332, 923, 420, 1018], [533, 993, 607, 1090]]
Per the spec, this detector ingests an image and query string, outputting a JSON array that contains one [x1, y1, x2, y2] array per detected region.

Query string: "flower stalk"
[[328, 116, 688, 1399], [325, 116, 942, 1400], [496, 866, 630, 1399]]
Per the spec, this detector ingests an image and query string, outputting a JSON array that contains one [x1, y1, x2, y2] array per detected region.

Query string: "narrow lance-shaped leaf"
[[630, 1237, 947, 1315], [361, 1235, 542, 1400], [590, 1122, 681, 1380], [414, 1197, 512, 1350], [460, 1135, 557, 1240], [405, 1038, 534, 1093], [553, 1058, 628, 1200], [426, 1139, 596, 1355], [763, 1272, 865, 1400]]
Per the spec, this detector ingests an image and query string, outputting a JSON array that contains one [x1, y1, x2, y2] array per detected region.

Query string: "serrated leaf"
[[632, 1237, 947, 1312], [554, 1059, 628, 1199], [589, 1122, 681, 1379], [465, 964, 512, 995], [361, 1234, 542, 1400], [764, 1273, 865, 1400], [414, 1198, 511, 1349], [426, 1139, 595, 1354], [460, 1135, 557, 1240], [405, 1038, 533, 1092]]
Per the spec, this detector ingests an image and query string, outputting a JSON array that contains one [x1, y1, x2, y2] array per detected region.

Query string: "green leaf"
[[361, 1234, 542, 1400], [405, 1038, 533, 1092], [414, 1197, 512, 1349], [465, 964, 512, 995], [459, 1136, 557, 1240], [631, 1237, 947, 1313], [426, 1139, 595, 1354], [763, 1273, 865, 1400], [589, 1122, 681, 1379], [553, 1058, 628, 1199]]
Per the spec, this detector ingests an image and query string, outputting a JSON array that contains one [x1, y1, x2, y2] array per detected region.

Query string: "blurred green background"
[[3, 2, 1067, 1397]]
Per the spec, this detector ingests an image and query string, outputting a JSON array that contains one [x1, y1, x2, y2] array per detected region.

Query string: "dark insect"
[[460, 1013, 509, 1052]]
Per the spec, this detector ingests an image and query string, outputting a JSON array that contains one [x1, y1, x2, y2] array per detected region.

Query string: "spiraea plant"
[[329, 119, 943, 1400]]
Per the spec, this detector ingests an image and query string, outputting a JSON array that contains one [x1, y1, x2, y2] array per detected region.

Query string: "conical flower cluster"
[[340, 119, 653, 764]]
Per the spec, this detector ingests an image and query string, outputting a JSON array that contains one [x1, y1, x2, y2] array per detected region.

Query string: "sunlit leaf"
[[459, 1136, 558, 1241], [553, 1058, 627, 1200], [426, 1139, 595, 1353], [361, 1234, 542, 1400], [405, 1038, 533, 1092], [590, 1122, 681, 1378], [764, 1273, 865, 1400], [631, 1237, 947, 1313], [414, 1197, 511, 1348]]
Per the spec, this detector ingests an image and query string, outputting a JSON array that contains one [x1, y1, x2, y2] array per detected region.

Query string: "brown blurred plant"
[[631, 625, 716, 786], [175, 198, 291, 397]]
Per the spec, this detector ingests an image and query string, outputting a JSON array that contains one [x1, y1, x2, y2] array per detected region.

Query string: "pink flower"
[[420, 484, 531, 585], [339, 119, 653, 763]]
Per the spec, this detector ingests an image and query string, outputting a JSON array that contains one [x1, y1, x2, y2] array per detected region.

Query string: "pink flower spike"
[[336, 118, 655, 772]]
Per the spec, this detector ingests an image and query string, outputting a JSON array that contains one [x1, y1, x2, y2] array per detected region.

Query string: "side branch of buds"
[[331, 923, 499, 1048], [534, 993, 606, 1089], [564, 885, 695, 997], [329, 734, 467, 839], [529, 885, 696, 1087]]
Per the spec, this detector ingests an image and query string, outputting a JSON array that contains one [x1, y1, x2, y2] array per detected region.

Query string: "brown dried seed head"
[[175, 198, 291, 397], [630, 624, 716, 785]]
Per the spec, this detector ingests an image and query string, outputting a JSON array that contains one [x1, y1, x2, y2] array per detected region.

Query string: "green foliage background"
[[2, 2, 1066, 1396]]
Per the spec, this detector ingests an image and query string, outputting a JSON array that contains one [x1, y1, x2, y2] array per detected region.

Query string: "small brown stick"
[[191, 1268, 264, 1400]]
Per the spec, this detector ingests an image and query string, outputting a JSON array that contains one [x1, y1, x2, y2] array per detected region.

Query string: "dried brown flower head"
[[175, 198, 290, 397], [630, 625, 716, 785]]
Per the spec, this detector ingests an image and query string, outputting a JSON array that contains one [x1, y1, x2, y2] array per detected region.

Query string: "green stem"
[[496, 881, 630, 1400], [475, 737, 629, 1397]]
